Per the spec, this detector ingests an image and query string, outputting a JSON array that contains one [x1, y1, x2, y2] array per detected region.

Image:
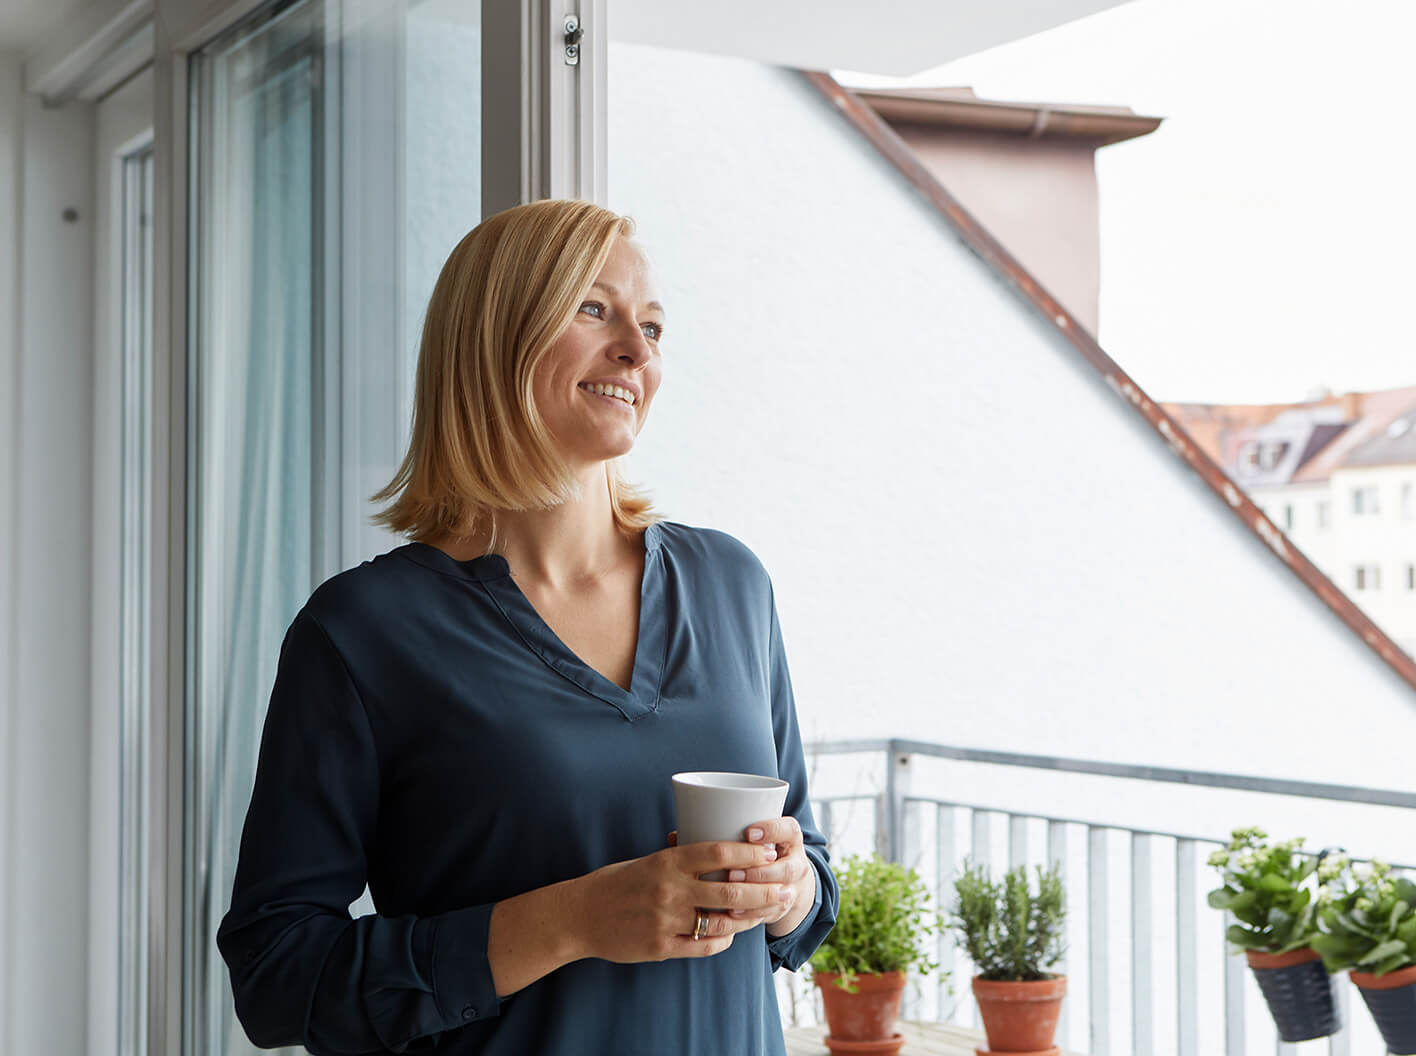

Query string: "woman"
[[218, 199, 838, 1055]]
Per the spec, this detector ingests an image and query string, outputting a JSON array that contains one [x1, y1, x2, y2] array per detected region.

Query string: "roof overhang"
[[610, 0, 1139, 77], [853, 86, 1163, 146]]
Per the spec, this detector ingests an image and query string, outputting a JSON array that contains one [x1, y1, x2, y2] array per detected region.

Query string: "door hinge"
[[563, 14, 583, 66]]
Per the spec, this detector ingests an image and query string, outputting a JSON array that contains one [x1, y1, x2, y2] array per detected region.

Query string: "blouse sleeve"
[[762, 582, 840, 972], [217, 610, 503, 1055]]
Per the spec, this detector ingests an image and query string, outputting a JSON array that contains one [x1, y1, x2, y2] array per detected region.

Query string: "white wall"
[[3, 84, 96, 1056], [606, 44, 1416, 836]]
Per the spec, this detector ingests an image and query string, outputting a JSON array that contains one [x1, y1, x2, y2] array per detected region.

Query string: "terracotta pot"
[[1244, 947, 1340, 1042], [972, 975, 1066, 1056], [1351, 963, 1416, 1056], [814, 971, 906, 1055]]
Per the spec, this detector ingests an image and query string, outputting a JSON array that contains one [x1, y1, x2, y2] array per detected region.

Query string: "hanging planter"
[[1207, 828, 1339, 1042], [1245, 947, 1340, 1042], [1351, 964, 1416, 1056]]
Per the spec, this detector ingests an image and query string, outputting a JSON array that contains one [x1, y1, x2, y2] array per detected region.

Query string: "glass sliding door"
[[183, 0, 484, 1052], [187, 3, 325, 1054]]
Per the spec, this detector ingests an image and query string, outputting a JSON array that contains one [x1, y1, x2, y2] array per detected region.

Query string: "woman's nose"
[[608, 322, 653, 367]]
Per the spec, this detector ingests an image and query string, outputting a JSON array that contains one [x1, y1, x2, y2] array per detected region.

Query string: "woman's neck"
[[433, 463, 638, 588]]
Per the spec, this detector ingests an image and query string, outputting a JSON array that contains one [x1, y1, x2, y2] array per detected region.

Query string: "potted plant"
[[1311, 855, 1416, 1055], [1205, 826, 1339, 1042], [948, 859, 1066, 1056], [809, 854, 938, 1056]]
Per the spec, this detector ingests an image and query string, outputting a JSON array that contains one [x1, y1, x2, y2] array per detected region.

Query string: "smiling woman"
[[216, 198, 839, 1056]]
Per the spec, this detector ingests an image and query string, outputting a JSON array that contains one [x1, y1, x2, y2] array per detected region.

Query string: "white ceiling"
[[610, 0, 1136, 76], [0, 0, 94, 54], [3, 0, 1137, 78]]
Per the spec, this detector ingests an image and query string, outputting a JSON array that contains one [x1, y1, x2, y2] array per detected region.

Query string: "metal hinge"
[[563, 14, 583, 66]]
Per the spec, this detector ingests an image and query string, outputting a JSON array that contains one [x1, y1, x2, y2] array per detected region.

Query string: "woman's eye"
[[641, 322, 663, 341], [578, 301, 605, 318]]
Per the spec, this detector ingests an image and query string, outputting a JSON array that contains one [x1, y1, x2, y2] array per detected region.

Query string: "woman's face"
[[533, 236, 665, 471]]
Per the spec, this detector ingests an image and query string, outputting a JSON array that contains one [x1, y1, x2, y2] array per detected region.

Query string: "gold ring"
[[693, 909, 710, 941]]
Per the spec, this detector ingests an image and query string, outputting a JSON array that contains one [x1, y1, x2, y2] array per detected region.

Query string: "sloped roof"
[[1165, 386, 1416, 484], [804, 71, 1416, 693]]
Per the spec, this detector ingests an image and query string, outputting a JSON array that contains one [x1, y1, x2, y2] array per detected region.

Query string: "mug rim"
[[671, 770, 787, 791]]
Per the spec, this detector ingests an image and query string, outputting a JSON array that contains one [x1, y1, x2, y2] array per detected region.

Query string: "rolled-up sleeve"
[[763, 584, 839, 972], [217, 610, 502, 1054]]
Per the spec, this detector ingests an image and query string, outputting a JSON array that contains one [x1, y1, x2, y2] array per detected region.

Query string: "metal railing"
[[791, 739, 1416, 1056]]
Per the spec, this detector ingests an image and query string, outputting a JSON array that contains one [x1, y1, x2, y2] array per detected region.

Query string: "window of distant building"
[[1355, 565, 1382, 591], [1317, 501, 1330, 530], [1239, 440, 1291, 474], [1353, 486, 1380, 515]]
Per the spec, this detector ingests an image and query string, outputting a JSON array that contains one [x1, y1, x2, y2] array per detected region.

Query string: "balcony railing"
[[783, 739, 1416, 1056]]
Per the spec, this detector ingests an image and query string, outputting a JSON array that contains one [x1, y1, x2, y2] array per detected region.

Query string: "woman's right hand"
[[570, 839, 789, 963]]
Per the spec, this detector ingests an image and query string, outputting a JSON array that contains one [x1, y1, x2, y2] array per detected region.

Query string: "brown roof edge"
[[853, 87, 1163, 147], [800, 71, 1416, 697]]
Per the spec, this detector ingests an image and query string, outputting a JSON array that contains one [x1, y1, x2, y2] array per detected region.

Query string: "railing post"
[[884, 745, 911, 864]]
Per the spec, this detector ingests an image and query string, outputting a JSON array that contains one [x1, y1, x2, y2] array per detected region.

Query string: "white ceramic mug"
[[672, 771, 790, 882]]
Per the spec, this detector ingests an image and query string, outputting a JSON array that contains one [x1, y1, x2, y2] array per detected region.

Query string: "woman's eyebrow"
[[591, 281, 664, 315]]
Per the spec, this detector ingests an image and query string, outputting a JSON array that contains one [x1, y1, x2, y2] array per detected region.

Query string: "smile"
[[578, 382, 636, 406]]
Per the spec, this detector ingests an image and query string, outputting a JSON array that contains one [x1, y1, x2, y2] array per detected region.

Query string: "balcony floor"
[[784, 1020, 1087, 1055]]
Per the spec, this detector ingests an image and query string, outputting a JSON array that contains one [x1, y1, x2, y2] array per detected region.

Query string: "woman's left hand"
[[739, 817, 816, 936], [667, 818, 817, 936]]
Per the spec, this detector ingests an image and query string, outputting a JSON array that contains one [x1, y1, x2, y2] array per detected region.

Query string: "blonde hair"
[[371, 199, 662, 549]]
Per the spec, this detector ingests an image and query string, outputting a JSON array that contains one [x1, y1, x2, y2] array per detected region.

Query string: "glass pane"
[[187, 0, 483, 1051], [188, 2, 322, 1053], [118, 142, 154, 1056]]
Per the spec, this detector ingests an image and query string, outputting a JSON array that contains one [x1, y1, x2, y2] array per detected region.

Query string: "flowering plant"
[[1206, 826, 1320, 955], [1311, 856, 1416, 977]]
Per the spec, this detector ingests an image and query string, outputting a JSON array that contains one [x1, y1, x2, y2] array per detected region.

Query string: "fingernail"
[[728, 870, 746, 882], [747, 828, 764, 842], [778, 887, 792, 903], [731, 909, 746, 917], [764, 847, 777, 861]]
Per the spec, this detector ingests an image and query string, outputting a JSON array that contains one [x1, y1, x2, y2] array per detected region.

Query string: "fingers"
[[744, 816, 803, 851], [673, 838, 777, 877], [695, 876, 797, 916]]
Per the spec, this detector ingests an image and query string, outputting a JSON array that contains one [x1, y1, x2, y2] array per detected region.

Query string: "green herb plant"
[[1206, 826, 1319, 955], [948, 860, 1066, 982], [809, 854, 938, 992], [1311, 856, 1416, 977]]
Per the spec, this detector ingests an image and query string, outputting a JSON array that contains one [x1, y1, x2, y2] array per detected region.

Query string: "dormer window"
[[1238, 441, 1291, 474]]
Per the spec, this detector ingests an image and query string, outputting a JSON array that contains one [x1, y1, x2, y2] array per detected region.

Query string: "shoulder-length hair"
[[372, 198, 662, 549]]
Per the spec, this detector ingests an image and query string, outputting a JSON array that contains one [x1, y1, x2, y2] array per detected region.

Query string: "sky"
[[836, 0, 1416, 405]]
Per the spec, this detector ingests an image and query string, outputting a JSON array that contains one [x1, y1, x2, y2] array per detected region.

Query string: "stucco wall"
[[606, 43, 1416, 834]]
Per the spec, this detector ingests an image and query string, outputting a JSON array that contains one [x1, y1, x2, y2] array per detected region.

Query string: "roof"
[[851, 86, 1163, 146], [1163, 386, 1416, 484], [804, 71, 1416, 694]]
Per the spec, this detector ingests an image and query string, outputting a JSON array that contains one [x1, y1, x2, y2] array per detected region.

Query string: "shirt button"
[[461, 1005, 476, 1020]]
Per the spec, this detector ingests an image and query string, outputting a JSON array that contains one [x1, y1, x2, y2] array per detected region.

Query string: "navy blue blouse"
[[218, 520, 838, 1055]]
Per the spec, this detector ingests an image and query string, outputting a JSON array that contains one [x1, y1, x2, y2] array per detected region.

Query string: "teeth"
[[581, 382, 636, 405]]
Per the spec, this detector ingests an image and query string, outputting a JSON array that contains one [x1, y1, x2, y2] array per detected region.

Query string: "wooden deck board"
[[783, 1020, 1086, 1055]]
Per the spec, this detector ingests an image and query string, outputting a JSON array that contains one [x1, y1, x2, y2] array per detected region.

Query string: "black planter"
[[1354, 971, 1416, 1056], [1248, 952, 1341, 1042]]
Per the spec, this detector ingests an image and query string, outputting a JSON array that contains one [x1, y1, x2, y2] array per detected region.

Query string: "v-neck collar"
[[403, 522, 666, 722]]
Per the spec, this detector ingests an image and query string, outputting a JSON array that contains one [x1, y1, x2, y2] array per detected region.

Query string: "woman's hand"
[[737, 817, 816, 937], [569, 840, 790, 964]]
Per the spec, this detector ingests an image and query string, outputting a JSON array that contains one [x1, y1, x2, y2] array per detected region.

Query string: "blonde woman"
[[218, 199, 838, 1055]]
